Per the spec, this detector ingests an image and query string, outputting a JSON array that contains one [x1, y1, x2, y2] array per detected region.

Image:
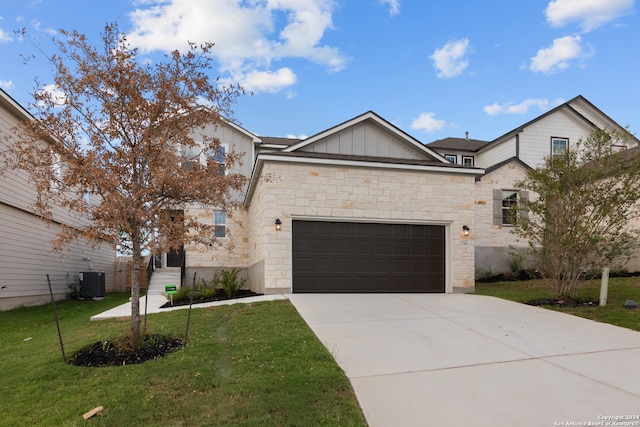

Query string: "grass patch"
[[0, 294, 366, 426], [475, 277, 640, 331]]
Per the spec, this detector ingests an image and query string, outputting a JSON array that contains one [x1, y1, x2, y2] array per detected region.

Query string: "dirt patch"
[[525, 297, 598, 308], [67, 334, 184, 367]]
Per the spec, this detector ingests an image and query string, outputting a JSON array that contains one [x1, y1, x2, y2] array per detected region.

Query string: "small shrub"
[[219, 269, 247, 298]]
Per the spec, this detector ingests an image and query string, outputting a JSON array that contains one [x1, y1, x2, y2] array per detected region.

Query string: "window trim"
[[493, 189, 528, 226], [208, 144, 228, 175], [551, 137, 569, 155], [445, 154, 457, 164], [214, 211, 227, 239], [462, 156, 474, 167]]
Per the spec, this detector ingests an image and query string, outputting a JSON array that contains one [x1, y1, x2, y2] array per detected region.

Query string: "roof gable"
[[480, 95, 639, 153], [284, 111, 448, 163]]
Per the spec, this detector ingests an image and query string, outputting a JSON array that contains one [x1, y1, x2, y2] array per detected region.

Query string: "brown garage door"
[[292, 221, 445, 293]]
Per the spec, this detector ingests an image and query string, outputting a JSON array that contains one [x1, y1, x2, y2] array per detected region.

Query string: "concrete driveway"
[[288, 293, 640, 427]]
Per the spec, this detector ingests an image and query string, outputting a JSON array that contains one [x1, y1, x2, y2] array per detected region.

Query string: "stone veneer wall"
[[184, 206, 251, 285], [474, 162, 530, 276], [248, 161, 477, 293]]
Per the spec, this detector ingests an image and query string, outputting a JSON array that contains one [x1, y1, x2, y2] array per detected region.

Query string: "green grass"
[[475, 276, 640, 331], [0, 294, 366, 426]]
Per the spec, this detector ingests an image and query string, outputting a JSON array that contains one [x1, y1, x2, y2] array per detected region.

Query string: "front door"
[[166, 245, 184, 267]]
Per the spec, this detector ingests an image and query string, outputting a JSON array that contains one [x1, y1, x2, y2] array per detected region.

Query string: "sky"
[[1, 0, 638, 143]]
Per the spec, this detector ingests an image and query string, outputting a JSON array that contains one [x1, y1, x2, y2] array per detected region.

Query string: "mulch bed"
[[525, 297, 599, 308], [159, 289, 262, 308], [67, 334, 184, 367]]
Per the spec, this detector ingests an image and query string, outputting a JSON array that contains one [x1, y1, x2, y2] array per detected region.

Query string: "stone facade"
[[248, 160, 477, 293], [474, 161, 530, 277]]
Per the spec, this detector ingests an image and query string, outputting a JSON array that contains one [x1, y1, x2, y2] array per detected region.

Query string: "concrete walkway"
[[90, 293, 288, 320], [287, 293, 640, 427]]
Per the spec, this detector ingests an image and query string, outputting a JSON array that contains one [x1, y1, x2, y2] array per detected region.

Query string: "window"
[[208, 145, 227, 175], [445, 154, 457, 164], [214, 211, 227, 238], [551, 137, 568, 155], [182, 144, 201, 170], [493, 189, 528, 226], [462, 156, 474, 167], [502, 191, 518, 225]]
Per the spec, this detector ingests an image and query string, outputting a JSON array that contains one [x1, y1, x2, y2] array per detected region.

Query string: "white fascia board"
[[257, 153, 484, 175]]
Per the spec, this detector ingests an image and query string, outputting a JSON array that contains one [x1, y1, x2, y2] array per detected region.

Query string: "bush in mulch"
[[525, 297, 599, 308], [160, 289, 262, 308], [67, 334, 184, 367]]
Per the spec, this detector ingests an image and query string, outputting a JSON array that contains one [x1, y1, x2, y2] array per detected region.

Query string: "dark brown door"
[[292, 221, 445, 293], [167, 245, 184, 267]]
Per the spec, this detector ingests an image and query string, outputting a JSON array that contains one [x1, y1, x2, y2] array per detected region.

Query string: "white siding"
[[0, 93, 116, 310], [0, 203, 115, 309], [476, 137, 516, 168], [518, 110, 591, 168]]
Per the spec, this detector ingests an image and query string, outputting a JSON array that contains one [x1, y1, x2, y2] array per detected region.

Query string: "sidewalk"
[[90, 293, 288, 321]]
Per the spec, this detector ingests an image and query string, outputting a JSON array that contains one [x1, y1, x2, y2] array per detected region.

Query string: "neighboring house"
[[0, 89, 116, 311], [427, 95, 640, 276]]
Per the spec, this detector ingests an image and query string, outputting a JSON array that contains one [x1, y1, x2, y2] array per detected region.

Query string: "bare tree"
[[513, 128, 640, 298], [4, 23, 247, 346]]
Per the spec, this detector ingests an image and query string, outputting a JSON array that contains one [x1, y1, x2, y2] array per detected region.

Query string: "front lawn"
[[0, 294, 366, 426], [475, 276, 640, 331]]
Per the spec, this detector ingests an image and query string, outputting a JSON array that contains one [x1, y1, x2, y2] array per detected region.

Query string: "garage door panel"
[[293, 221, 445, 293]]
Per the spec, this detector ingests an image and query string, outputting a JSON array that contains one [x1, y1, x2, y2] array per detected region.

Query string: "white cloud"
[[545, 0, 634, 32], [0, 80, 14, 90], [127, 0, 346, 94], [430, 38, 470, 79], [237, 68, 297, 93], [530, 35, 593, 74], [379, 0, 400, 16], [0, 28, 12, 43], [37, 84, 66, 107], [483, 98, 564, 116], [410, 112, 447, 132]]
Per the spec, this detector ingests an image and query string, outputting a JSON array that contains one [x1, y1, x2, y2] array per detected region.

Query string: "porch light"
[[275, 218, 282, 231], [462, 225, 470, 237]]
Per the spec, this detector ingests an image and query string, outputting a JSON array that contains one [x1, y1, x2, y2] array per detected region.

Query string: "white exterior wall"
[[0, 92, 116, 310], [249, 161, 477, 293], [475, 137, 516, 168], [518, 110, 591, 168]]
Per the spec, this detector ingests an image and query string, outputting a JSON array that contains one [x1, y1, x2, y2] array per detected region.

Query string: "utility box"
[[80, 272, 106, 298]]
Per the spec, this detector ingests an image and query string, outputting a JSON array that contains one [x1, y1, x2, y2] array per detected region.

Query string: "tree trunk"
[[130, 237, 142, 347]]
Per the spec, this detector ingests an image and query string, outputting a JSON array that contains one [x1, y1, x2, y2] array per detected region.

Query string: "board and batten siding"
[[300, 121, 427, 160]]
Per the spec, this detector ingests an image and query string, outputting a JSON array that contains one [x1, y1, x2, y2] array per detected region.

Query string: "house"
[[0, 89, 116, 311], [427, 95, 640, 276], [179, 111, 482, 295], [176, 95, 638, 294]]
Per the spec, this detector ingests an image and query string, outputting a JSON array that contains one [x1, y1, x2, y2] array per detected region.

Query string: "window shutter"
[[493, 189, 502, 225]]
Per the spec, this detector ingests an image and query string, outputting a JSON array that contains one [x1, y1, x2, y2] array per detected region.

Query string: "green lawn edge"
[[0, 294, 366, 426], [474, 276, 640, 331]]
